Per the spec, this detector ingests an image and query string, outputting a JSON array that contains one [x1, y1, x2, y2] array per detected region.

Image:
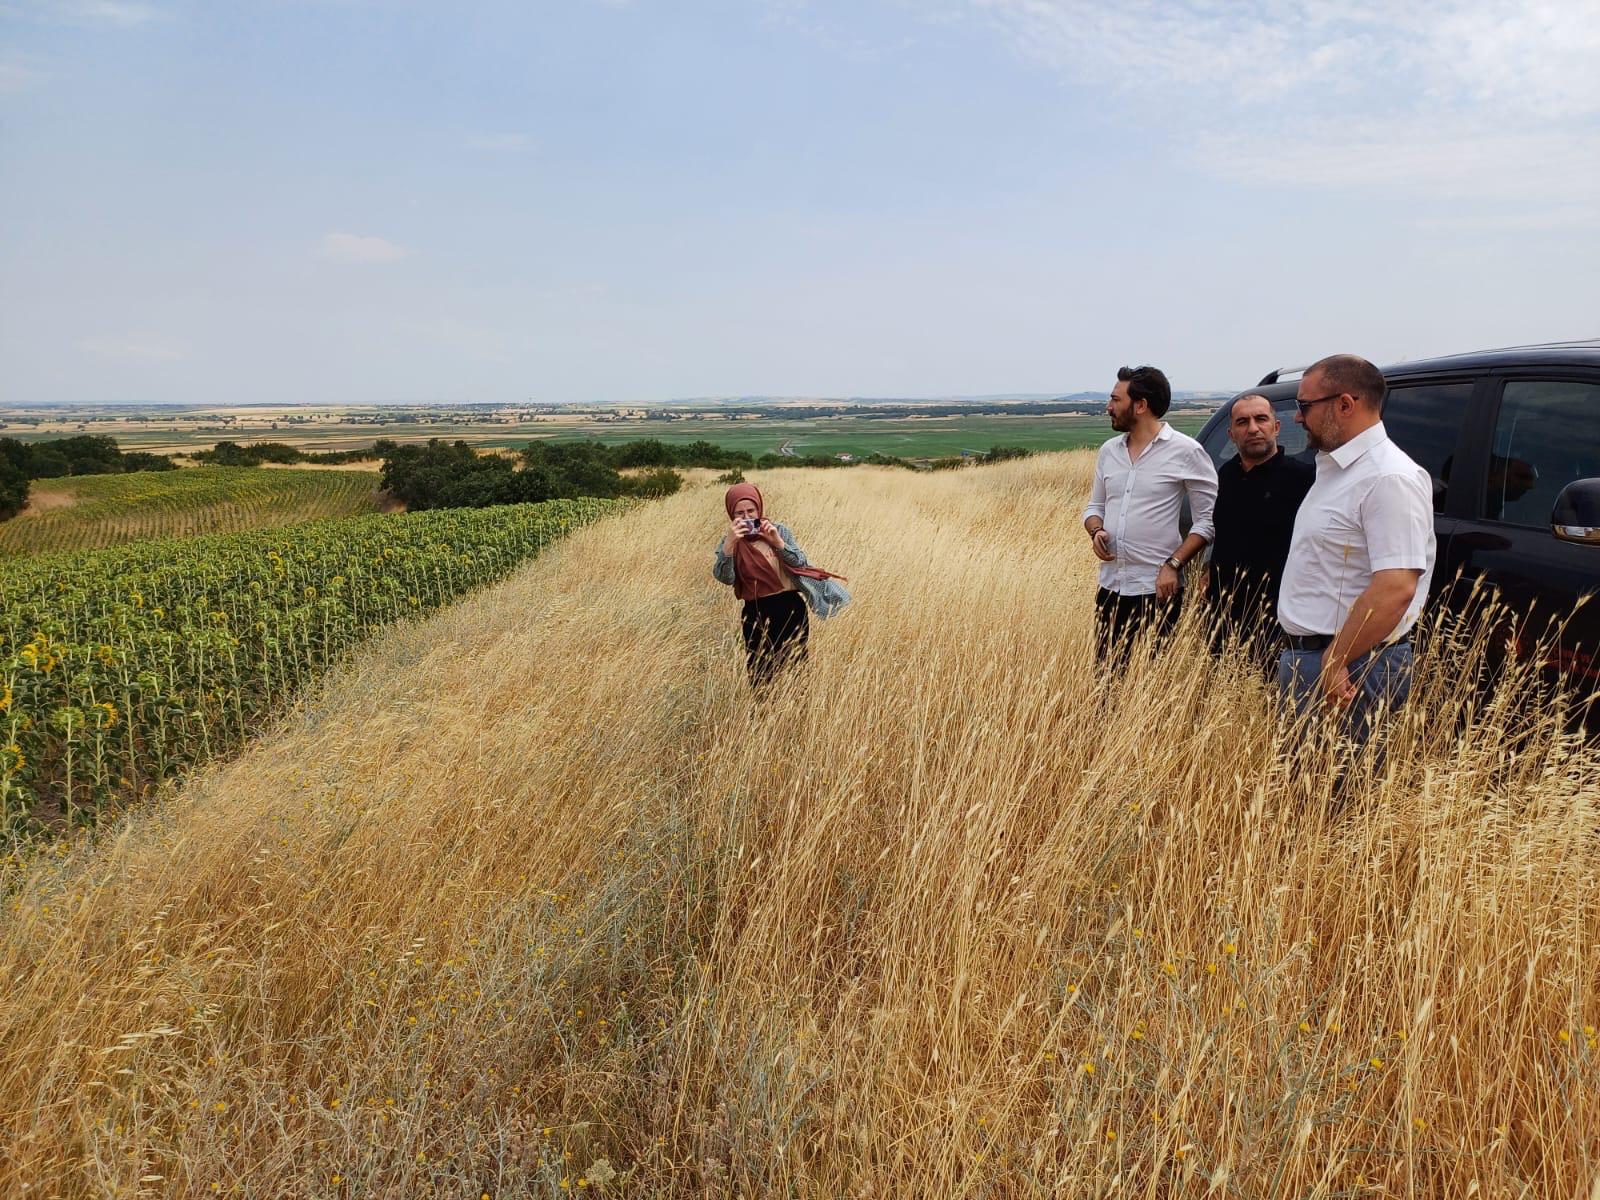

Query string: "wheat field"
[[1, 453, 1596, 1198]]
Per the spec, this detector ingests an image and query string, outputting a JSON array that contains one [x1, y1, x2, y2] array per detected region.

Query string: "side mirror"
[[1552, 478, 1600, 545]]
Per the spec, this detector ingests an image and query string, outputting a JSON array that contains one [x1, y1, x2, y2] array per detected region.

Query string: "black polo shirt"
[[1206, 448, 1315, 632]]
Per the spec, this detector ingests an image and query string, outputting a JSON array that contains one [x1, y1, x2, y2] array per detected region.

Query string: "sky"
[[1, 0, 1597, 406]]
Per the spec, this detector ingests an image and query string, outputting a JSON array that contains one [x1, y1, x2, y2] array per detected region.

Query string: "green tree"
[[0, 445, 29, 519], [626, 468, 683, 498], [120, 452, 177, 473]]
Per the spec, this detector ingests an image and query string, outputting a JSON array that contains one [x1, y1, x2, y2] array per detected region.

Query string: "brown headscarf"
[[723, 483, 847, 602]]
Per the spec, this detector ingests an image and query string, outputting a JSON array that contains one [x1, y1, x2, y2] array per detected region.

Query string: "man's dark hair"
[[1116, 365, 1171, 418], [1307, 354, 1387, 409]]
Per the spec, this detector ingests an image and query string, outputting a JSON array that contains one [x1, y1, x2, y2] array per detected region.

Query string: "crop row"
[[0, 467, 383, 559], [0, 498, 622, 834]]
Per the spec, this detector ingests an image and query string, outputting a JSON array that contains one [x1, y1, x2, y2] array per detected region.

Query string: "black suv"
[[1194, 341, 1600, 695]]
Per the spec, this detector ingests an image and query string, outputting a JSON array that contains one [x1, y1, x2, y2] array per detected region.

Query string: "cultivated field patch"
[[0, 467, 385, 559]]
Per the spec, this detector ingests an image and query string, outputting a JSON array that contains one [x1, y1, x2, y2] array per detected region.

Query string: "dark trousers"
[[741, 590, 809, 688], [1205, 585, 1282, 679], [1095, 587, 1181, 665]]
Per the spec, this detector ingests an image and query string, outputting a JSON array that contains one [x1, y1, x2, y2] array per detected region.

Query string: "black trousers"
[[741, 590, 809, 688], [1205, 582, 1282, 679], [1095, 587, 1181, 665]]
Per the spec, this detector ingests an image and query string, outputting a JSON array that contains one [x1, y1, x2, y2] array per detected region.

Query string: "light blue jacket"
[[712, 523, 851, 619]]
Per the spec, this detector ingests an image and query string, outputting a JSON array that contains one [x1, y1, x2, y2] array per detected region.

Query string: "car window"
[[1484, 379, 1600, 527], [1383, 382, 1474, 514], [1203, 401, 1308, 466]]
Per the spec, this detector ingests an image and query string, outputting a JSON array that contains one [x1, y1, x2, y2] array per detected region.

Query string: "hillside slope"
[[1, 455, 1595, 1197], [0, 467, 383, 558]]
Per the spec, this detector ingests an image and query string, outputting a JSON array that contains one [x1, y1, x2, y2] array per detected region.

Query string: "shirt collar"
[[1327, 420, 1388, 470], [1236, 446, 1283, 475], [1124, 421, 1173, 451]]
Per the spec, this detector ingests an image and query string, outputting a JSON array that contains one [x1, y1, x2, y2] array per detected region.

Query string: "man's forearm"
[[1326, 580, 1413, 671], [1171, 531, 1208, 566]]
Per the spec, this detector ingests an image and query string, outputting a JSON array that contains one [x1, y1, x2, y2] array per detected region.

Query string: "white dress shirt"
[[1277, 421, 1436, 639], [1082, 423, 1218, 597]]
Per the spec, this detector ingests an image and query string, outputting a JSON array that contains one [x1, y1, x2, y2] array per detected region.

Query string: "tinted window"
[[1203, 384, 1469, 495], [1485, 379, 1600, 526], [1382, 382, 1473, 513], [1204, 400, 1308, 465]]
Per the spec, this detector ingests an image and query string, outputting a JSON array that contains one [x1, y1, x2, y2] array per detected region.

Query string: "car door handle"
[[1451, 529, 1514, 553]]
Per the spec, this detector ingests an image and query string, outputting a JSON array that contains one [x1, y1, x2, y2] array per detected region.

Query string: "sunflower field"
[[0, 497, 622, 834], [0, 466, 384, 559]]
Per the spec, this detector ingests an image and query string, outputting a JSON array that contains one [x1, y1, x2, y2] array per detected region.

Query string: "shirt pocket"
[[1313, 504, 1363, 559]]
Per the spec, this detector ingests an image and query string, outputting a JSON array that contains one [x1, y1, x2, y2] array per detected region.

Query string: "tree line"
[[378, 440, 684, 510], [1, 431, 1036, 523], [0, 436, 176, 520], [377, 437, 1034, 511], [192, 441, 382, 467]]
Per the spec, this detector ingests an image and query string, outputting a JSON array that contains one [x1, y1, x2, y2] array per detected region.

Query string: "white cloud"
[[77, 336, 187, 362], [1413, 205, 1600, 233], [959, 1, 1600, 205], [71, 0, 162, 25], [318, 232, 411, 264], [466, 131, 532, 153], [970, 0, 1330, 93], [967, 1, 1600, 120], [1420, 3, 1600, 121], [4, 0, 167, 27], [1192, 118, 1600, 200]]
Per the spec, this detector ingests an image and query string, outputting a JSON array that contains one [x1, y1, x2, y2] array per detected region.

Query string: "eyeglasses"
[[1294, 392, 1346, 417]]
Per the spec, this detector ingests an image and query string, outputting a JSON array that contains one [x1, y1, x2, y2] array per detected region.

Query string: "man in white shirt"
[[1277, 354, 1435, 740], [1082, 365, 1218, 664]]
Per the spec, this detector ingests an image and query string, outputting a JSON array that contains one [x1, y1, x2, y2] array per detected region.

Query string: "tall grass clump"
[[0, 454, 1595, 1198]]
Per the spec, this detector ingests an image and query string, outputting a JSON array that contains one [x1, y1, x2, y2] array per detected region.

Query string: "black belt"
[[1281, 633, 1409, 652], [1282, 633, 1332, 651]]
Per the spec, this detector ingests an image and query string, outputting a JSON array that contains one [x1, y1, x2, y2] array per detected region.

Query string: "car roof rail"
[[1256, 337, 1598, 388], [1256, 363, 1311, 387], [1434, 336, 1600, 356]]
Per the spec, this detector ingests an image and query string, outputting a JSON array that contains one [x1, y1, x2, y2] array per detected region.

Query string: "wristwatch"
[[1165, 554, 1184, 570]]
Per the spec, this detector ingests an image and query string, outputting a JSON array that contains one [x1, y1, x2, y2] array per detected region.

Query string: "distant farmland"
[[482, 412, 1214, 458], [2, 408, 1214, 460]]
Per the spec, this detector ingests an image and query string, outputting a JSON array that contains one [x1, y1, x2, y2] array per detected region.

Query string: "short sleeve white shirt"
[[1081, 423, 1218, 597], [1277, 422, 1436, 639]]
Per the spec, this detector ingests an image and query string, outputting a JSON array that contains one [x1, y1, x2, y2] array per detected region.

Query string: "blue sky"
[[2, 0, 1596, 405]]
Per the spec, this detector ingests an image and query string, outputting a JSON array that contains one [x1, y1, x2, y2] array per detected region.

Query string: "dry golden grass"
[[1, 454, 1596, 1198]]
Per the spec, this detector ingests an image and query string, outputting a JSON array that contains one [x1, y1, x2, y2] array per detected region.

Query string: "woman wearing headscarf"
[[712, 482, 850, 688]]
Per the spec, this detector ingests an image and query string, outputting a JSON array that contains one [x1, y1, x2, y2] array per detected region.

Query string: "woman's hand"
[[758, 519, 782, 548], [724, 520, 747, 553]]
